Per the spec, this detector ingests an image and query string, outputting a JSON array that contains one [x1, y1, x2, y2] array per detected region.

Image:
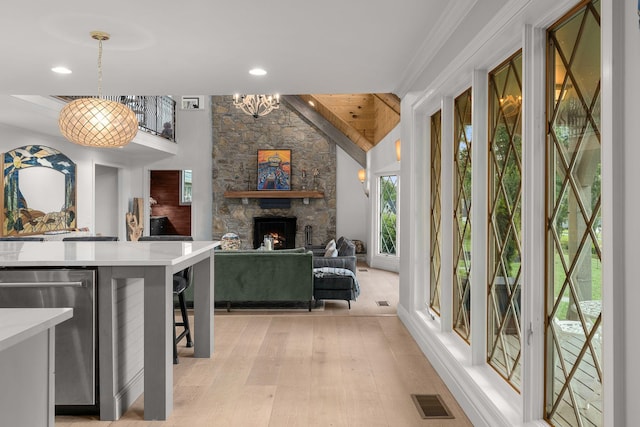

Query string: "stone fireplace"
[[211, 95, 337, 249], [253, 216, 297, 249]]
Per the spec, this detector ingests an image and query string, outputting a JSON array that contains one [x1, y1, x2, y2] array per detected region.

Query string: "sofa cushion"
[[324, 247, 338, 257], [313, 267, 360, 297]]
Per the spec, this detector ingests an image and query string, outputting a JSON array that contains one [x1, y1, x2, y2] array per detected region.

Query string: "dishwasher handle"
[[0, 281, 84, 288]]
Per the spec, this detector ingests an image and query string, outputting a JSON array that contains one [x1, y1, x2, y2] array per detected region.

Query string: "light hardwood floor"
[[56, 264, 471, 427]]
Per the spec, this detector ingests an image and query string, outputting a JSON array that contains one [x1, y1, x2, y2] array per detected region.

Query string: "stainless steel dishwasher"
[[0, 268, 97, 413]]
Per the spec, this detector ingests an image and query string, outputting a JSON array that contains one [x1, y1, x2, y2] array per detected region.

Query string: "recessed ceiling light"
[[249, 68, 267, 76], [52, 66, 72, 74], [308, 100, 315, 107]]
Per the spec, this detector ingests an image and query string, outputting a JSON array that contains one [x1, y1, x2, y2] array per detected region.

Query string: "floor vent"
[[359, 268, 368, 272], [376, 300, 390, 307], [411, 394, 454, 419]]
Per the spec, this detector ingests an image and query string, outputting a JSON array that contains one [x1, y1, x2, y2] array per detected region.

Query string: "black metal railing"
[[57, 95, 177, 142]]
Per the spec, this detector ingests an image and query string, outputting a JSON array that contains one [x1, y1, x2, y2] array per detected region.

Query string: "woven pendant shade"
[[59, 97, 138, 147], [58, 31, 139, 148]]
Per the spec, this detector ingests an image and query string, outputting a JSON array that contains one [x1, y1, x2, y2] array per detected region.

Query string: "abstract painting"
[[257, 149, 291, 191]]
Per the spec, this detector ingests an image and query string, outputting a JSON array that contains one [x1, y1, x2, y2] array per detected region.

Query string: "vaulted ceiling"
[[299, 94, 400, 152], [281, 93, 400, 167]]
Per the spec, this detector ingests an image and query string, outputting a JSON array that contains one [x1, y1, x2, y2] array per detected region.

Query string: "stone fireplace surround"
[[212, 96, 337, 249]]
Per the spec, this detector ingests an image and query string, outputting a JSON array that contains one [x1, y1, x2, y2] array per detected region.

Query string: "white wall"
[[0, 123, 137, 239], [140, 96, 213, 240], [94, 164, 119, 236], [336, 146, 367, 246]]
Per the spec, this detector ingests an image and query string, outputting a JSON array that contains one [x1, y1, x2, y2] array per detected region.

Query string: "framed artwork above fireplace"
[[257, 149, 291, 191]]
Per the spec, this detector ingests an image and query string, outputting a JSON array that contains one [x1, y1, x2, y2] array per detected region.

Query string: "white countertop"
[[0, 308, 73, 353], [0, 241, 219, 267]]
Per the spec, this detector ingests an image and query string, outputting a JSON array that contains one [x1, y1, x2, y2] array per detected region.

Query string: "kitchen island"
[[0, 240, 217, 421], [0, 307, 73, 427]]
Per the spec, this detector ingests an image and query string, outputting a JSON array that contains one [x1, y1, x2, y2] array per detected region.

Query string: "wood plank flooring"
[[56, 265, 471, 427]]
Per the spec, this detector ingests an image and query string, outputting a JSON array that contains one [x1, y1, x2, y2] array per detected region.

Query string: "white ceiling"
[[0, 0, 457, 96]]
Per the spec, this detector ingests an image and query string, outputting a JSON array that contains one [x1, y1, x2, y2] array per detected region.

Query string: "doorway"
[[149, 170, 192, 236]]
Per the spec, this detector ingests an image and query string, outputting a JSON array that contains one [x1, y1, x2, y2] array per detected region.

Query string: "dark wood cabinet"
[[150, 216, 168, 235]]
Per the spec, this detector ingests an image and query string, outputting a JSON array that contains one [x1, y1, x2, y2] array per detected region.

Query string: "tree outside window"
[[379, 175, 398, 255]]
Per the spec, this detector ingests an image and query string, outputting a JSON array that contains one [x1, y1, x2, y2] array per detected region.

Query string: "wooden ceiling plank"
[[296, 93, 400, 150], [313, 94, 376, 145], [373, 96, 401, 144], [303, 95, 374, 151], [282, 95, 366, 167], [374, 93, 401, 115]]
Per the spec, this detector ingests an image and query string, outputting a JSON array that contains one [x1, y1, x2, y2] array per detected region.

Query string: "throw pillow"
[[325, 239, 336, 251], [324, 247, 338, 257], [337, 238, 348, 255]]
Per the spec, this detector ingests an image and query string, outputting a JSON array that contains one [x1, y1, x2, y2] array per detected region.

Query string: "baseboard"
[[112, 369, 144, 420]]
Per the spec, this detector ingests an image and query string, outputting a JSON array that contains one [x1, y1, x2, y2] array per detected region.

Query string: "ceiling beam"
[[372, 95, 401, 143], [373, 93, 401, 115], [281, 95, 366, 167]]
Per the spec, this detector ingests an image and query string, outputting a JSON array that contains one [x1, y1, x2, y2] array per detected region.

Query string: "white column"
[[440, 96, 455, 332], [471, 69, 488, 364], [601, 0, 628, 425], [521, 23, 547, 423]]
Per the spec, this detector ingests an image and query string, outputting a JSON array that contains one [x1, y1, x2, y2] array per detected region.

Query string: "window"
[[487, 51, 523, 390], [379, 175, 398, 256], [430, 110, 442, 315], [453, 88, 472, 343], [180, 169, 192, 205], [546, 1, 602, 425]]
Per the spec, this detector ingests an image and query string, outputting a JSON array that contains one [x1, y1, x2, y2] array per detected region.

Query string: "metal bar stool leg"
[[173, 308, 178, 364], [178, 292, 193, 347]]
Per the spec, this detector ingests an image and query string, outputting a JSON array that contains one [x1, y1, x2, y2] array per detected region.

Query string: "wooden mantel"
[[224, 190, 324, 205]]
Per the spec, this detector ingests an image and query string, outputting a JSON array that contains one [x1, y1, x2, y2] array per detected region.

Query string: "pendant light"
[[232, 94, 280, 118], [58, 31, 138, 148]]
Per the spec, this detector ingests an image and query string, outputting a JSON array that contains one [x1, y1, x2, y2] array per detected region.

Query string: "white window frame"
[[371, 171, 400, 272]]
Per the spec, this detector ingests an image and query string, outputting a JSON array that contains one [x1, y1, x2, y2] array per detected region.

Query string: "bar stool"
[[138, 235, 193, 364], [171, 266, 194, 364]]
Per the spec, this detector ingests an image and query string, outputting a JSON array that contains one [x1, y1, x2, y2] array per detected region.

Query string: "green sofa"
[[214, 248, 314, 310]]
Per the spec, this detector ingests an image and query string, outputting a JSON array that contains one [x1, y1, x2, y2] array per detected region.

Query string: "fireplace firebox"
[[253, 217, 297, 249]]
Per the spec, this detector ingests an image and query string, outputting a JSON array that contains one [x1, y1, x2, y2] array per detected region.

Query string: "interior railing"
[[56, 95, 176, 142]]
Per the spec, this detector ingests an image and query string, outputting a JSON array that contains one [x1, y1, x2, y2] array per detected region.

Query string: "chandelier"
[[58, 31, 138, 148], [232, 94, 280, 118]]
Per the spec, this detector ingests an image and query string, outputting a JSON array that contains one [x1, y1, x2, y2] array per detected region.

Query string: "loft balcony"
[[1, 94, 179, 158], [56, 95, 177, 142]]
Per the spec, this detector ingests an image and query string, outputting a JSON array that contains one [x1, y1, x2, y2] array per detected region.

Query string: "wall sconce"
[[358, 168, 369, 197], [395, 139, 401, 162]]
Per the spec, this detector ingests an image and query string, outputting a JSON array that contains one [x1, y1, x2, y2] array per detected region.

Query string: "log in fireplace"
[[253, 216, 297, 249]]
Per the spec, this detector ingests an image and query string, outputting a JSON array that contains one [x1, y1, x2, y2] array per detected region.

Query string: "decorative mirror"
[[2, 145, 76, 235]]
